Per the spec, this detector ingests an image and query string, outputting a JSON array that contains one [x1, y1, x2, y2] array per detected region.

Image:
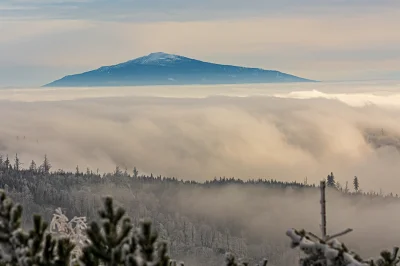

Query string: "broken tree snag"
[[320, 180, 327, 240]]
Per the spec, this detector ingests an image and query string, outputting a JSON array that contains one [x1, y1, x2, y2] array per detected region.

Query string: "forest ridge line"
[[0, 153, 396, 199]]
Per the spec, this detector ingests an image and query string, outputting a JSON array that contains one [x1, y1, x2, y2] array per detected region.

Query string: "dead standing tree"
[[306, 181, 353, 243], [286, 180, 400, 266], [320, 180, 327, 240]]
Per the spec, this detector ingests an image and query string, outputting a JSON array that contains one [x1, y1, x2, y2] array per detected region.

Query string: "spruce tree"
[[29, 160, 37, 173], [42, 155, 52, 174], [114, 166, 122, 177], [80, 196, 171, 266], [14, 154, 21, 172], [4, 155, 10, 171], [0, 189, 24, 263], [133, 167, 139, 179], [353, 176, 359, 193], [327, 172, 335, 188]]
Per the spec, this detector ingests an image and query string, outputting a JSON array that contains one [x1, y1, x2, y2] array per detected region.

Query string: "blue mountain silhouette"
[[44, 52, 315, 87]]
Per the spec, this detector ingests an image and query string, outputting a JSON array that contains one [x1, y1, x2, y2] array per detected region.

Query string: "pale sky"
[[1, 0, 400, 86]]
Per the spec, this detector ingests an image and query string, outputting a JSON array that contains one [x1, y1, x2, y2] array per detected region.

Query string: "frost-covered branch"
[[326, 228, 353, 242], [50, 207, 89, 264], [286, 228, 400, 266], [225, 252, 268, 266], [0, 188, 266, 266], [0, 190, 75, 266]]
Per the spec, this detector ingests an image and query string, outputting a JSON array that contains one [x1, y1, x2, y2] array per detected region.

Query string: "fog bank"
[[2, 83, 400, 192]]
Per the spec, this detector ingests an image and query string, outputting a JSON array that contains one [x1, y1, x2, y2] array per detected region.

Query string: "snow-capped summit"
[[131, 52, 184, 65], [98, 52, 189, 71], [44, 52, 315, 87]]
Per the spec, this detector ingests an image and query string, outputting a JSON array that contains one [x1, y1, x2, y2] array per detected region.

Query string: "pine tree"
[[42, 154, 51, 174], [80, 196, 171, 266], [75, 165, 80, 177], [0, 190, 74, 265], [4, 155, 10, 171], [133, 167, 139, 179], [14, 153, 21, 172], [123, 167, 128, 177], [353, 176, 359, 193], [80, 196, 131, 265], [29, 160, 37, 173], [336, 181, 342, 191], [114, 166, 122, 177], [326, 172, 335, 188], [0, 190, 24, 263], [78, 196, 264, 266]]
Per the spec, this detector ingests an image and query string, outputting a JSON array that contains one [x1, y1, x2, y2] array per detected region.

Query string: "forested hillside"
[[1, 154, 399, 265]]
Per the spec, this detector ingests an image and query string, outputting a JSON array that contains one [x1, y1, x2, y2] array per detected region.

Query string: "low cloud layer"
[[97, 177, 400, 263], [2, 84, 400, 193], [169, 185, 400, 262]]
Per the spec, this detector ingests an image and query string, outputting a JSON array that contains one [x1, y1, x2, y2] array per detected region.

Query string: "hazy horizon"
[[1, 1, 400, 86]]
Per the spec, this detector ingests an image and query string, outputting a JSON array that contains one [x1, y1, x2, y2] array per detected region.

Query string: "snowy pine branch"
[[1, 187, 399, 266], [79, 196, 267, 266], [225, 252, 268, 266], [50, 208, 89, 265], [0, 190, 75, 266], [286, 228, 400, 266]]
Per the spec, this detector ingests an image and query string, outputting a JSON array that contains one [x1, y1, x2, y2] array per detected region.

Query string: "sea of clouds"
[[2, 81, 400, 193]]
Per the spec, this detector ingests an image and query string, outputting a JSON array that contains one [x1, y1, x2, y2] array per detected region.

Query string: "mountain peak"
[[131, 52, 184, 65], [148, 52, 175, 58], [44, 52, 316, 87]]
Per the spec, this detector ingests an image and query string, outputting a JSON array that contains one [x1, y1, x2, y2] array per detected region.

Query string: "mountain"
[[44, 52, 315, 87]]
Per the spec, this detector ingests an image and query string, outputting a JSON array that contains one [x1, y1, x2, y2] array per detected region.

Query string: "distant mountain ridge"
[[44, 52, 315, 87]]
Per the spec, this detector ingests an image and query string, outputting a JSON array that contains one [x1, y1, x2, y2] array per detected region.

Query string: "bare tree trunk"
[[320, 180, 327, 240]]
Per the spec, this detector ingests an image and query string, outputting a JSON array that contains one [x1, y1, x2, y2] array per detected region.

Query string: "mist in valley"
[[2, 83, 400, 265], [69, 178, 400, 265], [2, 83, 400, 192]]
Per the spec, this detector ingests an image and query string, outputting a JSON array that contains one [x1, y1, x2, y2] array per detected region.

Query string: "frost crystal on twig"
[[50, 207, 89, 264]]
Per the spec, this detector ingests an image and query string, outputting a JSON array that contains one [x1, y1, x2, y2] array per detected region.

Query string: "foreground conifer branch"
[[80, 196, 267, 266], [0, 190, 75, 265], [286, 228, 400, 266], [2, 186, 399, 266], [0, 189, 266, 265], [225, 252, 268, 266], [285, 181, 400, 266]]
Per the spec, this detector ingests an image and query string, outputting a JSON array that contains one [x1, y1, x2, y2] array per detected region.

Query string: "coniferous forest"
[[1, 154, 400, 266]]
